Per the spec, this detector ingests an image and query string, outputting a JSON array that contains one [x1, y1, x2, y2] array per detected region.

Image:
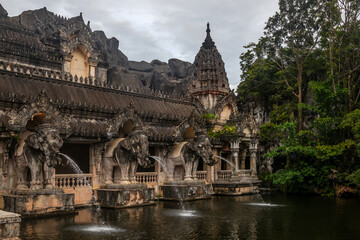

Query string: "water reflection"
[[65, 224, 125, 233], [163, 209, 199, 217], [20, 193, 360, 240]]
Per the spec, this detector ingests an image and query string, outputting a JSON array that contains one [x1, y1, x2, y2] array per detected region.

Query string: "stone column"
[[229, 140, 241, 181], [158, 147, 170, 183], [249, 138, 259, 176], [230, 140, 240, 172], [90, 143, 104, 188], [249, 149, 257, 176]]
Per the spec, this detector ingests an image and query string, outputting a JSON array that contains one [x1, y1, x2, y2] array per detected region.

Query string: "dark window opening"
[[245, 155, 250, 169], [197, 159, 204, 171], [221, 152, 228, 170], [57, 143, 90, 174], [137, 147, 155, 172]]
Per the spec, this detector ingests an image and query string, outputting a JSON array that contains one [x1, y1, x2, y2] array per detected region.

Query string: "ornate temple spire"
[[189, 23, 230, 110], [202, 22, 215, 49]]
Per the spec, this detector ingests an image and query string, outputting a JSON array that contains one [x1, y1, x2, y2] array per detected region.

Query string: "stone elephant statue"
[[103, 130, 150, 184], [13, 123, 63, 190], [167, 134, 216, 181]]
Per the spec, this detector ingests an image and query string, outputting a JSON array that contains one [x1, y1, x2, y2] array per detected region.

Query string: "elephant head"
[[119, 130, 150, 168], [187, 134, 216, 166], [26, 123, 63, 166]]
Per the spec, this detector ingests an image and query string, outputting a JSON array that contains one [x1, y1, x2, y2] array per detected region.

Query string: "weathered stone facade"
[[0, 5, 262, 214]]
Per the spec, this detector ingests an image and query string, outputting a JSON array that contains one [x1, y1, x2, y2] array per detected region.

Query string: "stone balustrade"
[[55, 174, 93, 188], [217, 170, 232, 180], [135, 172, 158, 183], [196, 171, 207, 180]]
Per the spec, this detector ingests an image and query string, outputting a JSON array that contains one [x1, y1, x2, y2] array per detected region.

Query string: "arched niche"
[[219, 104, 232, 122], [70, 45, 89, 78], [118, 120, 134, 137], [26, 113, 47, 130], [183, 127, 195, 140]]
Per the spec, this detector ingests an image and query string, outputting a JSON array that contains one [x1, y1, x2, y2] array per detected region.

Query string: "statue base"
[[1, 188, 75, 217], [213, 170, 261, 195], [0, 210, 21, 240], [161, 180, 211, 201], [96, 183, 155, 208]]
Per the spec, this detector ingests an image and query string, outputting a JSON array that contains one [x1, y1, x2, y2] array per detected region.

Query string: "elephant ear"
[[26, 134, 40, 150], [119, 138, 132, 151]]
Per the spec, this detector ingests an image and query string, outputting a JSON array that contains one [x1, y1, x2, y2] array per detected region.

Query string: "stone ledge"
[[11, 188, 65, 196], [103, 183, 147, 190], [162, 180, 207, 186], [0, 211, 21, 224]]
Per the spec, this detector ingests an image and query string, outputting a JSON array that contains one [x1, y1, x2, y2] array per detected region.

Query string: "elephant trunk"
[[138, 154, 151, 168], [205, 153, 217, 166]]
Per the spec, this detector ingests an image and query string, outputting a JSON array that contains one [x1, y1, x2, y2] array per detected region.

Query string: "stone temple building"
[[0, 5, 262, 213]]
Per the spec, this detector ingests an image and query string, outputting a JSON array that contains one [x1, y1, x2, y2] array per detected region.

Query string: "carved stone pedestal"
[[161, 180, 211, 201], [96, 183, 155, 208], [0, 210, 21, 240], [213, 170, 261, 196], [2, 189, 75, 217]]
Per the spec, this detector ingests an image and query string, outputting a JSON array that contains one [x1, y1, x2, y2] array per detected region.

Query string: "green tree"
[[238, 0, 360, 195], [261, 0, 324, 130]]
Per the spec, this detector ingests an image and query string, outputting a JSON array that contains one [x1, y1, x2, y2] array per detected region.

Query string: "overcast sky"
[[2, 0, 279, 89]]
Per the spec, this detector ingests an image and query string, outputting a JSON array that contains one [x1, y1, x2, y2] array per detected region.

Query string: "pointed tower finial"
[[202, 22, 215, 49]]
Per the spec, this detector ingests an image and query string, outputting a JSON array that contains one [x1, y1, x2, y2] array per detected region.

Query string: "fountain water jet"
[[150, 156, 185, 210], [59, 153, 104, 224], [214, 155, 236, 169]]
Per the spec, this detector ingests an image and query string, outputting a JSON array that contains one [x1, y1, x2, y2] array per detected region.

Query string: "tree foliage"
[[238, 0, 360, 195]]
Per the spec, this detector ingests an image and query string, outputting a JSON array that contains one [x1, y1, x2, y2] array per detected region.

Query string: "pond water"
[[21, 193, 360, 240]]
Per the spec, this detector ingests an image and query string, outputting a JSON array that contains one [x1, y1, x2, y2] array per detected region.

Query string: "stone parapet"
[[2, 189, 75, 217], [96, 184, 155, 208], [161, 180, 211, 201], [0, 210, 21, 240]]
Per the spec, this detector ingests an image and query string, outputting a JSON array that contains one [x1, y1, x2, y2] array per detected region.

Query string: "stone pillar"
[[249, 149, 257, 176], [249, 138, 259, 176], [0, 140, 10, 190], [90, 143, 104, 188], [232, 151, 239, 172], [230, 140, 240, 172], [158, 147, 169, 183]]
